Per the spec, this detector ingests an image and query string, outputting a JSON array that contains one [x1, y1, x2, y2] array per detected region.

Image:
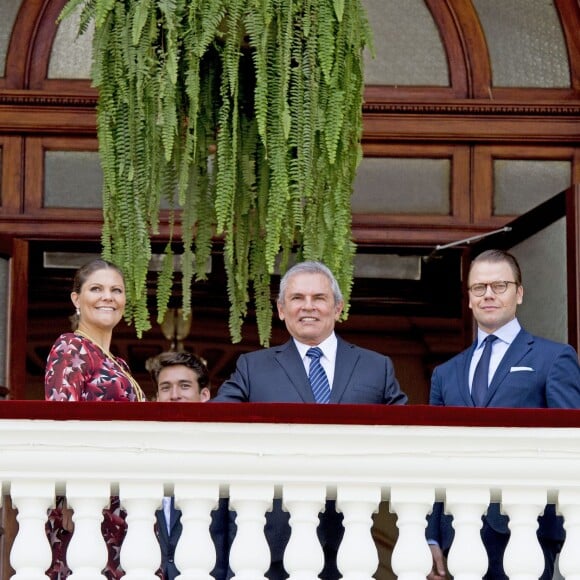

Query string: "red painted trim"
[[0, 401, 579, 428]]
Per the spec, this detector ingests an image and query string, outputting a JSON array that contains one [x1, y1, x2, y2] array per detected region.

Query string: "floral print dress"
[[45, 332, 140, 402], [44, 332, 142, 579]]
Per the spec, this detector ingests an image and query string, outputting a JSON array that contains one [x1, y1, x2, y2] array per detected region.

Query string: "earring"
[[76, 308, 80, 317]]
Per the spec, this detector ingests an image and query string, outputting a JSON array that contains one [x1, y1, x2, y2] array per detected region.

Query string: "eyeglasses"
[[468, 281, 518, 297]]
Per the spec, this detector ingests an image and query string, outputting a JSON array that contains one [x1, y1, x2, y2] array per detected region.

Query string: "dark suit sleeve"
[[384, 355, 408, 405], [429, 365, 444, 406], [425, 502, 455, 552], [546, 344, 580, 408], [210, 498, 236, 579], [425, 501, 442, 544], [212, 354, 251, 402]]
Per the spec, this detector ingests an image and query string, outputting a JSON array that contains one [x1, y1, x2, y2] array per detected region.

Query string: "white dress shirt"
[[162, 496, 172, 533], [293, 333, 338, 389], [469, 318, 522, 393]]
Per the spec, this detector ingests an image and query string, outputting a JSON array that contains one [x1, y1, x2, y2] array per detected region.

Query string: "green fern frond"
[[250, 235, 273, 347], [94, 0, 116, 28], [57, 0, 88, 23], [316, 0, 336, 84], [131, 0, 152, 45], [192, 1, 227, 57], [243, 10, 269, 142], [156, 243, 175, 325], [59, 0, 371, 345]]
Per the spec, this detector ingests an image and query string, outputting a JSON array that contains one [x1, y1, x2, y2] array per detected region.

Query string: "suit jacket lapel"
[[169, 498, 181, 534], [461, 342, 478, 407], [155, 509, 170, 543], [486, 329, 532, 404], [274, 340, 316, 402], [329, 338, 357, 403]]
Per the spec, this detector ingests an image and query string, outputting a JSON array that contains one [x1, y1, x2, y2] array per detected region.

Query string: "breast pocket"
[[501, 370, 542, 407]]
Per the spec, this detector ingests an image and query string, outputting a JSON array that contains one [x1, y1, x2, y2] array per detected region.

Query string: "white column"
[[10, 479, 55, 580], [174, 482, 220, 580], [501, 488, 545, 580], [119, 481, 163, 580], [229, 483, 273, 580], [336, 484, 381, 580], [389, 486, 434, 580], [445, 486, 489, 580], [66, 480, 110, 580], [557, 489, 580, 579], [282, 483, 326, 580]]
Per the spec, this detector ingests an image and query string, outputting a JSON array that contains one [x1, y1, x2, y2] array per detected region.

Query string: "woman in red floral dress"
[[45, 258, 146, 579]]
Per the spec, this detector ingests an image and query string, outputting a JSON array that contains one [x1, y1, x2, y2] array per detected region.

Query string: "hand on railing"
[[427, 544, 448, 580]]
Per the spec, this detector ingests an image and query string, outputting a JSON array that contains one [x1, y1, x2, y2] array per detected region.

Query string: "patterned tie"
[[471, 334, 498, 406], [306, 347, 331, 404]]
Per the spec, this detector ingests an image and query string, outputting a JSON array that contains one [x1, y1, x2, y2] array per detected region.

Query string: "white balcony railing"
[[2, 401, 580, 579]]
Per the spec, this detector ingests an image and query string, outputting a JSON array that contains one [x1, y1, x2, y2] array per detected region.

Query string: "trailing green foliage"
[[60, 0, 372, 345]]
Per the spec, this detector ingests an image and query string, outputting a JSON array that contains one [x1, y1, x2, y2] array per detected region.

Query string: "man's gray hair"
[[277, 261, 343, 305]]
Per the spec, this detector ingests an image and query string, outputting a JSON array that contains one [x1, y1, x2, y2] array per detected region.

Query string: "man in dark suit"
[[155, 496, 233, 580], [214, 260, 407, 405], [213, 260, 408, 579], [150, 351, 234, 580], [426, 249, 580, 580]]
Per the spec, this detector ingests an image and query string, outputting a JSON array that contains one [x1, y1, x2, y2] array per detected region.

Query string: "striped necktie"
[[307, 347, 331, 404]]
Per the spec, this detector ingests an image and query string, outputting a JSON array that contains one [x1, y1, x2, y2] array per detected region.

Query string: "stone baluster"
[[501, 488, 545, 580], [557, 489, 580, 579], [445, 486, 489, 580], [10, 479, 55, 580], [67, 479, 110, 579], [119, 481, 163, 580], [282, 483, 326, 579], [389, 486, 434, 580], [228, 483, 273, 580], [174, 482, 220, 580], [336, 484, 381, 580]]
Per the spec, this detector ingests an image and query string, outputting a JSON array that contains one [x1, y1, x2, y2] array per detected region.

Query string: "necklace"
[[74, 329, 146, 402]]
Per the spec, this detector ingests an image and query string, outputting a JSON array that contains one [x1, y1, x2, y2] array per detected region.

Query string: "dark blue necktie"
[[306, 347, 331, 404], [472, 334, 498, 406]]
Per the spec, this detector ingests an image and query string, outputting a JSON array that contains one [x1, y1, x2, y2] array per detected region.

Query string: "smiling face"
[[71, 267, 126, 333], [468, 259, 523, 334], [156, 364, 210, 402], [277, 271, 343, 346]]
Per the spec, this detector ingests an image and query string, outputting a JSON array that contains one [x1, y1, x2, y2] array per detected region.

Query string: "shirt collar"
[[477, 317, 521, 348], [294, 332, 338, 360]]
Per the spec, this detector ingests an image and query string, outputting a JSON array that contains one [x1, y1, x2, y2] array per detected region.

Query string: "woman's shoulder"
[[49, 331, 85, 349], [48, 332, 102, 359]]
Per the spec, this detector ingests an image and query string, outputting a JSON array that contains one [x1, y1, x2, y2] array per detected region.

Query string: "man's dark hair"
[[470, 249, 522, 286], [148, 351, 209, 390]]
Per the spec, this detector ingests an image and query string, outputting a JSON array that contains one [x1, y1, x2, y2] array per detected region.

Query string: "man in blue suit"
[[427, 249, 580, 580], [151, 351, 235, 580], [213, 260, 408, 579]]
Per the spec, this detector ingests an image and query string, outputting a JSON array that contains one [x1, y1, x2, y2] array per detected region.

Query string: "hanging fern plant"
[[60, 0, 372, 346]]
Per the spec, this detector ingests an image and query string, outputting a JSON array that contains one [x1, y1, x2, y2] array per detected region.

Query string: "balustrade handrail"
[[1, 400, 580, 427]]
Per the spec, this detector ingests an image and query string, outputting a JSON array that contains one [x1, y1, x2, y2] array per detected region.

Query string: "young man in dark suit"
[[151, 351, 234, 580], [427, 249, 580, 580], [213, 260, 408, 579]]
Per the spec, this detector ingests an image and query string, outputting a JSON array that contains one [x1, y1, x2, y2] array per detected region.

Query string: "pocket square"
[[510, 366, 534, 372]]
